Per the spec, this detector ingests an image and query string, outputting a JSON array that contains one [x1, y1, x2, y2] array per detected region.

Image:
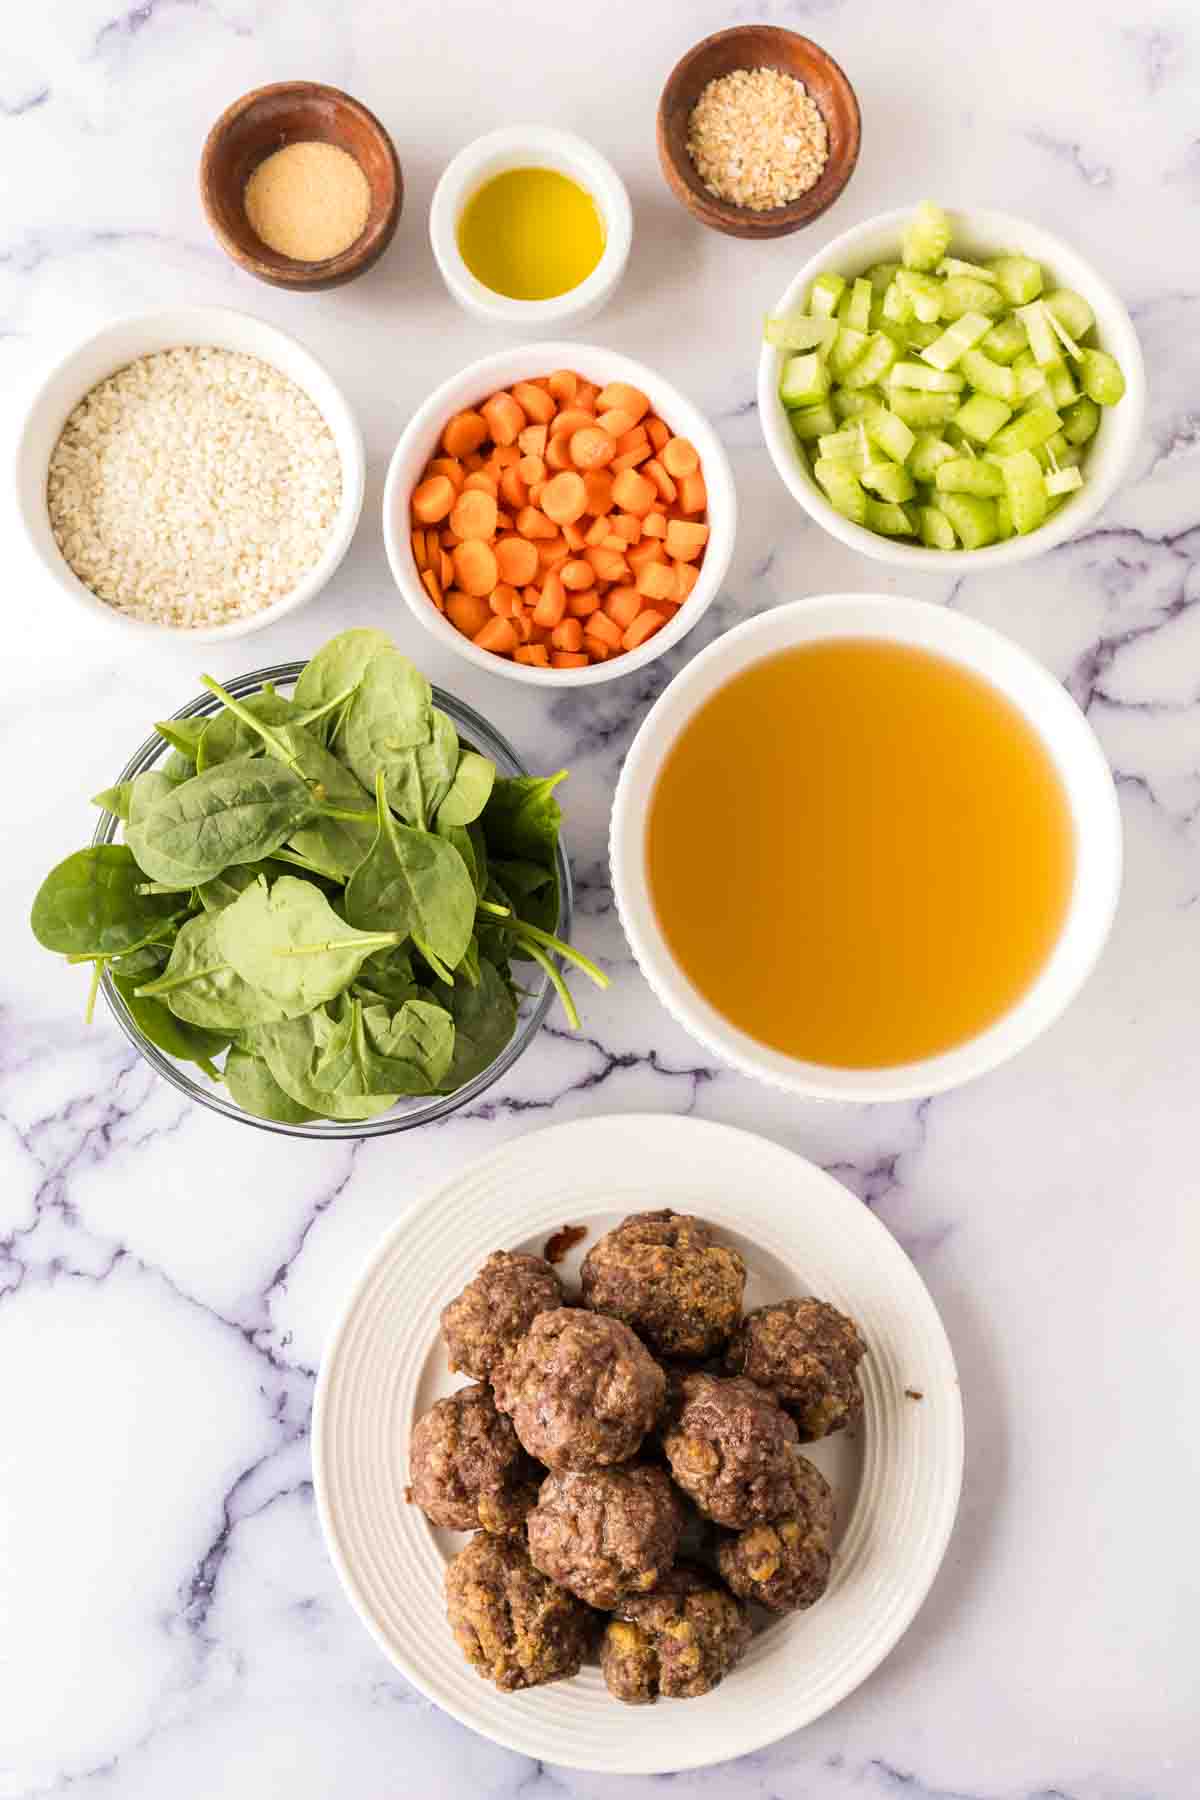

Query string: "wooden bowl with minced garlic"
[[656, 27, 860, 241]]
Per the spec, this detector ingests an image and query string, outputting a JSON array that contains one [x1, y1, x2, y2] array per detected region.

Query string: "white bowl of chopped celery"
[[757, 203, 1145, 567]]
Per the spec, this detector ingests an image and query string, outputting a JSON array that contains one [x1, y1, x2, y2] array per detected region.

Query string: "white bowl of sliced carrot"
[[382, 343, 736, 685]]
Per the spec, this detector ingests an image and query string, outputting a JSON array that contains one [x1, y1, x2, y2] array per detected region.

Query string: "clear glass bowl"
[[91, 659, 572, 1139]]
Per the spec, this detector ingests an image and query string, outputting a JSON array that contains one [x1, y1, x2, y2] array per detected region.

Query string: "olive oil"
[[457, 167, 604, 301], [647, 639, 1075, 1069]]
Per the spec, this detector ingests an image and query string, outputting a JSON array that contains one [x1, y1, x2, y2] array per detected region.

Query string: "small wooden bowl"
[[657, 27, 860, 240], [201, 82, 401, 291]]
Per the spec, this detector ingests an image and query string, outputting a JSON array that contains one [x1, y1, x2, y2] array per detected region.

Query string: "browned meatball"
[[494, 1308, 665, 1471], [601, 1565, 751, 1704], [726, 1297, 866, 1440], [717, 1455, 836, 1613], [444, 1532, 594, 1692], [581, 1210, 746, 1359], [527, 1464, 685, 1609], [441, 1250, 564, 1383], [409, 1383, 541, 1535], [663, 1373, 807, 1528]]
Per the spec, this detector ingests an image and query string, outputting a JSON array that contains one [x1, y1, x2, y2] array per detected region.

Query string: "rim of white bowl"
[[382, 340, 736, 686], [757, 205, 1147, 571], [429, 126, 633, 327], [610, 593, 1123, 1103], [14, 304, 366, 642]]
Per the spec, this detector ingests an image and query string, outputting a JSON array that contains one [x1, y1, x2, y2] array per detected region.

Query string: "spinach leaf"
[[249, 1012, 399, 1120], [154, 717, 208, 760], [344, 775, 475, 972], [436, 749, 496, 829], [433, 956, 517, 1089], [196, 860, 286, 914], [354, 944, 419, 1010], [481, 772, 566, 866], [110, 941, 171, 982], [214, 875, 401, 1011], [91, 781, 134, 821], [224, 1045, 321, 1124], [126, 756, 320, 886], [435, 819, 487, 899], [111, 975, 231, 1076], [195, 687, 294, 773], [272, 724, 375, 877], [312, 993, 454, 1097], [341, 648, 435, 793], [293, 628, 393, 736], [31, 846, 182, 957], [136, 912, 296, 1030], [382, 706, 460, 829], [490, 857, 561, 937]]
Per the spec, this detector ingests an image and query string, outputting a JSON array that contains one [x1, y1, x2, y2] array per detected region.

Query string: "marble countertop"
[[3, 1, 1198, 1795]]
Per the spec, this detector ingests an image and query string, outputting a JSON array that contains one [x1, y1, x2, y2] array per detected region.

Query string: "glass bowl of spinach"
[[36, 631, 597, 1138]]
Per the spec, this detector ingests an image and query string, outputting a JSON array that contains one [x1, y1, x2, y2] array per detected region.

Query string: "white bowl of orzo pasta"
[[15, 306, 365, 640]]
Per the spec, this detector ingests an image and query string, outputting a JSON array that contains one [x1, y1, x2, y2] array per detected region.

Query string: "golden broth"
[[646, 638, 1076, 1069], [457, 167, 604, 302]]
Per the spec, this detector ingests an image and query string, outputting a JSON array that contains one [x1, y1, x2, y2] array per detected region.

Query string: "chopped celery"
[[921, 312, 993, 370], [905, 320, 942, 349], [1015, 301, 1059, 366], [861, 462, 916, 503], [1045, 465, 1084, 497], [1012, 353, 1050, 402], [1045, 288, 1094, 340], [764, 311, 839, 351], [986, 255, 1044, 305], [1062, 395, 1101, 445], [865, 408, 916, 464], [865, 260, 901, 294], [809, 272, 846, 318], [895, 269, 944, 323], [919, 505, 958, 549], [1042, 356, 1078, 409], [1079, 348, 1126, 406], [890, 361, 964, 393], [988, 404, 1061, 456], [841, 333, 898, 390], [937, 256, 998, 283], [864, 498, 917, 536], [902, 202, 952, 273], [882, 279, 916, 324], [909, 432, 957, 482], [980, 315, 1028, 365], [829, 326, 869, 378], [845, 277, 873, 333], [790, 401, 838, 441], [935, 457, 1005, 498], [994, 496, 1015, 540], [939, 277, 1005, 321], [888, 389, 960, 428], [817, 427, 868, 464], [958, 348, 1017, 404], [812, 457, 868, 524], [832, 388, 876, 420], [938, 493, 998, 548], [998, 449, 1048, 534], [780, 352, 831, 409], [955, 393, 1014, 443]]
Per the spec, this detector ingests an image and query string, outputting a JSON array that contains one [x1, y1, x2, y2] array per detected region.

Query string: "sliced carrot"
[[643, 459, 677, 504], [666, 519, 710, 561], [453, 539, 500, 597], [584, 513, 611, 546], [540, 470, 588, 527], [614, 426, 650, 458], [662, 437, 700, 479], [463, 451, 485, 473], [499, 466, 529, 511], [512, 382, 557, 426], [677, 472, 708, 515], [586, 639, 613, 663], [622, 609, 667, 652], [575, 380, 600, 412], [585, 609, 622, 650], [532, 573, 567, 629], [548, 369, 578, 406], [481, 391, 526, 447], [645, 416, 670, 452], [449, 489, 498, 542], [495, 509, 514, 530], [551, 651, 589, 669], [440, 528, 460, 549], [597, 382, 649, 423], [421, 567, 444, 611], [656, 600, 680, 623], [551, 617, 584, 653], [445, 589, 490, 638], [570, 427, 615, 471], [518, 423, 548, 457], [411, 527, 429, 570], [613, 512, 643, 544], [514, 644, 551, 667], [538, 538, 570, 570], [411, 475, 455, 524], [442, 411, 488, 458], [604, 586, 643, 630], [528, 482, 547, 510], [491, 444, 521, 468], [489, 583, 521, 618], [643, 511, 668, 539], [611, 468, 657, 516], [560, 558, 595, 591], [562, 520, 588, 551], [582, 470, 614, 515], [473, 616, 518, 656], [636, 562, 677, 602], [597, 408, 638, 439], [602, 534, 628, 554], [567, 588, 602, 618], [495, 535, 539, 587], [462, 472, 499, 502], [586, 545, 629, 583], [439, 548, 454, 589], [426, 456, 466, 491], [674, 561, 700, 600], [515, 506, 556, 540], [628, 537, 667, 573], [545, 434, 573, 472]]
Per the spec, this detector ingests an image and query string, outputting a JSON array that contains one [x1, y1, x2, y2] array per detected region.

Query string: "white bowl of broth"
[[610, 594, 1122, 1101]]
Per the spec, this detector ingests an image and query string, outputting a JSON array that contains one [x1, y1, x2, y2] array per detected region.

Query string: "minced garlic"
[[686, 66, 829, 212]]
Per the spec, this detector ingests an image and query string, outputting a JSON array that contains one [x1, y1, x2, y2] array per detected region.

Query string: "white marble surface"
[[2, 1, 1198, 1795]]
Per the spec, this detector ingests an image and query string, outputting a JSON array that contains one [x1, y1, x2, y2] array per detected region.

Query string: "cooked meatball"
[[601, 1565, 751, 1704], [663, 1372, 807, 1528], [494, 1308, 665, 1471], [409, 1383, 541, 1535], [581, 1210, 746, 1359], [441, 1250, 564, 1383], [717, 1456, 836, 1613], [527, 1464, 685, 1609], [726, 1297, 866, 1440], [445, 1532, 594, 1692]]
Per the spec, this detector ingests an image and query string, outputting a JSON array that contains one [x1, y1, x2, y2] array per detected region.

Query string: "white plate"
[[312, 1115, 963, 1774]]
